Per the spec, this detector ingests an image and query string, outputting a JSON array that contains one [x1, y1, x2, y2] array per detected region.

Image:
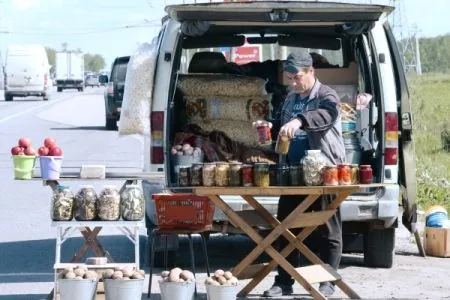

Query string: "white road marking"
[[0, 94, 72, 125]]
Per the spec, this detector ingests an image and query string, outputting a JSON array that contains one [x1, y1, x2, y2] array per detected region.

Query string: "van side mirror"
[[99, 75, 108, 83]]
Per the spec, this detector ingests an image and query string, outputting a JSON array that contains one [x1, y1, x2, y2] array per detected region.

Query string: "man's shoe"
[[263, 284, 294, 297], [319, 281, 335, 296]]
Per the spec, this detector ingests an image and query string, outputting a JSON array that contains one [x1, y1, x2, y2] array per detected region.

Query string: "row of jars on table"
[[177, 153, 373, 188], [51, 184, 145, 222]]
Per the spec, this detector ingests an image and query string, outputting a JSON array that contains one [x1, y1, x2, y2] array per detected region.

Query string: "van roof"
[[165, 1, 394, 24]]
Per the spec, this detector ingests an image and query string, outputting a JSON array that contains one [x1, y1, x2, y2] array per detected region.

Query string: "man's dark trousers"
[[274, 194, 342, 286]]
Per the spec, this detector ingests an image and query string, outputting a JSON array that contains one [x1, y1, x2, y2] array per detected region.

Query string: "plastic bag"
[[118, 41, 158, 135]]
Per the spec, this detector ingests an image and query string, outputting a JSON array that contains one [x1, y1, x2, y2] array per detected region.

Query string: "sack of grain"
[[177, 73, 268, 98], [186, 95, 270, 122], [191, 120, 258, 146], [119, 40, 158, 136]]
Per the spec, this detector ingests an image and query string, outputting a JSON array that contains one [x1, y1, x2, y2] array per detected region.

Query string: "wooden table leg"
[[231, 194, 321, 276], [68, 227, 114, 263], [241, 190, 358, 298], [207, 195, 323, 297]]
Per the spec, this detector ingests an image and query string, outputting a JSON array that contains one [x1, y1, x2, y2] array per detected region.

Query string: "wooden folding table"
[[192, 184, 385, 299]]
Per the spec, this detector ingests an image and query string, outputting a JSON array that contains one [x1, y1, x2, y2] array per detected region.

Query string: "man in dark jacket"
[[261, 50, 346, 297]]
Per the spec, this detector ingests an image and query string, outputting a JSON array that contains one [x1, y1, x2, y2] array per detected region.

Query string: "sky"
[[0, 0, 448, 68]]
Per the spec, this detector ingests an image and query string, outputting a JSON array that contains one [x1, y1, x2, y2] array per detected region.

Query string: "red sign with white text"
[[232, 45, 261, 65]]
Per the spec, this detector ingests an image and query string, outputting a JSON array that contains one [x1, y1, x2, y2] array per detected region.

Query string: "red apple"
[[18, 137, 31, 148], [44, 137, 57, 149], [24, 146, 36, 156], [38, 146, 49, 156], [11, 146, 24, 155], [48, 147, 63, 156]]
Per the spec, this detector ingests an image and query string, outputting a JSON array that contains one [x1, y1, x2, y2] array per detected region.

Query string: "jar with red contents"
[[241, 164, 253, 187], [338, 164, 352, 185], [256, 125, 272, 146], [359, 165, 373, 184], [323, 165, 339, 186]]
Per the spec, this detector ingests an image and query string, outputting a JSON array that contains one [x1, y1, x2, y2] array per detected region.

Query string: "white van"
[[4, 44, 50, 101], [141, 1, 417, 268]]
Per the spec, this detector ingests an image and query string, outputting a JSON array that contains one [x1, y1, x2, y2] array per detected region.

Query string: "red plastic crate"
[[152, 193, 215, 230]]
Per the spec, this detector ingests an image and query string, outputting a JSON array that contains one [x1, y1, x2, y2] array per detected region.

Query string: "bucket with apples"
[[11, 137, 37, 180], [38, 137, 63, 180]]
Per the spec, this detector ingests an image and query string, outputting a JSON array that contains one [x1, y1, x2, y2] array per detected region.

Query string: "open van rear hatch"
[[166, 1, 393, 24]]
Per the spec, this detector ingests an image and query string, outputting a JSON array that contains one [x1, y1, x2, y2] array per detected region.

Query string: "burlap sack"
[[177, 73, 268, 97], [186, 95, 270, 122], [190, 120, 258, 146]]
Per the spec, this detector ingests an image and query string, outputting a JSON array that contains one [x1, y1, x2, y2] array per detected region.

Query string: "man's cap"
[[283, 50, 313, 74]]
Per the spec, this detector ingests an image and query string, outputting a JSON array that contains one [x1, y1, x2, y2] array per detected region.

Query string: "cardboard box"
[[280, 61, 359, 86], [424, 227, 450, 257]]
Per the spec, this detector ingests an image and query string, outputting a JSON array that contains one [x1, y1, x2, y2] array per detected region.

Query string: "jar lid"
[[80, 185, 94, 189], [360, 164, 371, 168], [125, 184, 141, 188], [103, 185, 117, 189]]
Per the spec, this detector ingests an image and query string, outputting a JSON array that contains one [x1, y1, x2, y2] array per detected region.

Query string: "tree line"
[[45, 44, 106, 73]]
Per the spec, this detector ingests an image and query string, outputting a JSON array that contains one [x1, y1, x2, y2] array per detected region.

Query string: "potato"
[[169, 268, 182, 282], [184, 148, 194, 156], [230, 277, 239, 285], [73, 268, 85, 277], [112, 274, 123, 280], [62, 267, 73, 276], [122, 276, 130, 280], [223, 271, 233, 280], [75, 276, 83, 280], [114, 267, 124, 272], [64, 271, 76, 279], [211, 280, 221, 286], [113, 271, 123, 279], [137, 269, 145, 276], [160, 270, 170, 278], [214, 269, 225, 277], [132, 274, 144, 280], [84, 271, 98, 280], [205, 277, 215, 285], [182, 144, 192, 152], [171, 148, 178, 155], [175, 145, 183, 151], [122, 267, 134, 278], [102, 269, 114, 279], [180, 270, 194, 281], [217, 276, 227, 285]]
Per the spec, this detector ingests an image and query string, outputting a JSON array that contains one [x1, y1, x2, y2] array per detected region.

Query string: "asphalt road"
[[0, 88, 449, 300]]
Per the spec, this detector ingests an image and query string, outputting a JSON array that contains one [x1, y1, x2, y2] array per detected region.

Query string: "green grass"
[[408, 73, 450, 213]]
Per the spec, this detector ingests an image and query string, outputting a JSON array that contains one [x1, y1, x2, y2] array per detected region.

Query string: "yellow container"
[[12, 155, 36, 180]]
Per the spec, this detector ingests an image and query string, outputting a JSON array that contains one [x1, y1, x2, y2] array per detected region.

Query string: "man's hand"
[[279, 118, 302, 138]]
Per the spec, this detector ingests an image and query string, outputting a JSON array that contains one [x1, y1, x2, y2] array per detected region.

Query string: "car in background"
[[85, 74, 100, 87], [103, 56, 130, 130]]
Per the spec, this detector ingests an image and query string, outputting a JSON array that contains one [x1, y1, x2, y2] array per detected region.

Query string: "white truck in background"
[[56, 51, 84, 92]]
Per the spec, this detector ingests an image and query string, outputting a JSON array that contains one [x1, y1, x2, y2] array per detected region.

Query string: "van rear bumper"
[[5, 86, 47, 96]]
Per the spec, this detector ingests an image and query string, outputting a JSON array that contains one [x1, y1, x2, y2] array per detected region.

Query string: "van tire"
[[43, 94, 49, 101], [363, 228, 395, 268], [4, 93, 13, 101], [105, 117, 118, 130], [57, 87, 62, 92], [79, 87, 84, 92]]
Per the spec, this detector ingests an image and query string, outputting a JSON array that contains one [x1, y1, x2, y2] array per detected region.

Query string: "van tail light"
[[44, 73, 48, 85], [151, 111, 165, 164], [385, 112, 398, 165], [107, 82, 114, 95]]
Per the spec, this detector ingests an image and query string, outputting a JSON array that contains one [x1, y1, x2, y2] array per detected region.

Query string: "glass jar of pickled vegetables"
[[289, 164, 304, 186], [253, 163, 270, 187], [202, 163, 216, 187], [178, 166, 190, 187], [323, 165, 339, 186], [215, 162, 230, 187], [97, 185, 121, 221], [120, 184, 145, 221], [51, 185, 74, 221], [359, 165, 373, 184], [275, 134, 291, 155], [242, 164, 253, 187], [229, 163, 242, 187], [338, 164, 352, 185], [74, 185, 97, 221], [350, 164, 359, 184], [190, 163, 203, 186], [301, 150, 326, 186]]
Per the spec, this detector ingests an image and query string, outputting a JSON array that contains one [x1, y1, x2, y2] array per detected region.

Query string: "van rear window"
[[112, 63, 127, 82]]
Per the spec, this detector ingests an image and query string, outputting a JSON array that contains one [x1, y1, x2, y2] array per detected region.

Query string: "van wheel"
[[4, 93, 13, 101], [57, 87, 62, 92], [363, 228, 395, 268], [105, 118, 118, 130], [43, 94, 49, 101]]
